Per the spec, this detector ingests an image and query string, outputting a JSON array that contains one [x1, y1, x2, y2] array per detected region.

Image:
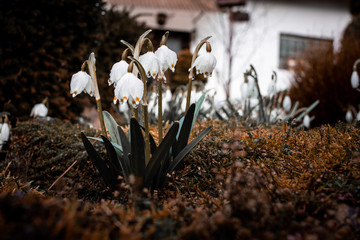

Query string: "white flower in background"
[[70, 71, 93, 97], [113, 73, 144, 107], [30, 103, 48, 117], [303, 114, 311, 129], [357, 111, 360, 121], [0, 120, 9, 150], [346, 110, 353, 123], [109, 60, 129, 86], [267, 81, 277, 98], [192, 52, 217, 78], [351, 70, 359, 89], [282, 95, 292, 112], [155, 45, 178, 74], [165, 87, 172, 102], [139, 52, 160, 79]]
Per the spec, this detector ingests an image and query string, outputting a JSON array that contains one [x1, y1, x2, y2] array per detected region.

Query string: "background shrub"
[[0, 0, 146, 121], [289, 15, 360, 126]]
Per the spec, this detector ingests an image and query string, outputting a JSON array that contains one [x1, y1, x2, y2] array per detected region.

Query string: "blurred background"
[[1, 0, 360, 126]]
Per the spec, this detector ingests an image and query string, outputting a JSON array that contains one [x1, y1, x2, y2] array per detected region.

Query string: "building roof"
[[105, 0, 220, 11]]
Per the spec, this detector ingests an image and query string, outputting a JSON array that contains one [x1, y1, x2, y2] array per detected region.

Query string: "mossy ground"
[[0, 119, 360, 239]]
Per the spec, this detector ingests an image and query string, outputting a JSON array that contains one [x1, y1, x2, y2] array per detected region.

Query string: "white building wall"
[[193, 1, 352, 101]]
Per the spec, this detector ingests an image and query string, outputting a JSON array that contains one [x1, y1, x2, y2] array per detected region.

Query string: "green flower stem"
[[143, 103, 150, 165], [158, 78, 163, 143], [88, 53, 107, 137], [134, 107, 139, 122], [129, 56, 151, 165], [250, 64, 266, 123], [186, 36, 212, 112]]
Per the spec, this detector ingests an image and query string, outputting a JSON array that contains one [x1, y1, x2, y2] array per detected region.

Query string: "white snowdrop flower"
[[247, 78, 258, 98], [351, 70, 359, 89], [139, 52, 160, 79], [303, 114, 311, 129], [165, 87, 172, 102], [113, 73, 144, 107], [192, 52, 217, 78], [30, 103, 48, 117], [357, 111, 360, 121], [0, 122, 9, 150], [84, 78, 95, 97], [70, 71, 92, 97], [155, 45, 178, 74], [282, 95, 292, 112], [109, 60, 129, 86], [267, 81, 277, 97], [346, 110, 353, 123]]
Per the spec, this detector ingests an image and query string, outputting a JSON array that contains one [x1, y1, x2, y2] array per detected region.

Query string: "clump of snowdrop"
[[74, 30, 213, 192]]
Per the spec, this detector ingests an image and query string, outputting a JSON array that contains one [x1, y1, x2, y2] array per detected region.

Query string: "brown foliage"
[[289, 16, 360, 126], [1, 119, 360, 239]]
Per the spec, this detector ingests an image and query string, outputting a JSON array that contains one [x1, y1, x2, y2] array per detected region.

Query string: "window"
[[279, 33, 333, 69]]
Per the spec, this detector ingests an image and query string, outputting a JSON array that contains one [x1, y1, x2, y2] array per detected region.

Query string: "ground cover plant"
[[0, 119, 360, 239]]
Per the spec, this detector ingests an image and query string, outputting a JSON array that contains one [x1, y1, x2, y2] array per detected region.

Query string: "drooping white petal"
[[139, 52, 160, 79], [193, 52, 217, 78], [351, 71, 359, 89], [84, 78, 95, 97], [30, 103, 48, 117], [129, 78, 144, 106], [155, 45, 178, 73], [114, 73, 143, 106], [109, 60, 129, 86], [0, 123, 9, 142], [282, 96, 292, 112], [346, 110, 353, 123], [70, 71, 91, 97], [303, 114, 311, 129], [357, 111, 360, 121]]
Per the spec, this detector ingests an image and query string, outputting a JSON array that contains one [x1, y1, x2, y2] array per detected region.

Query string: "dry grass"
[[0, 119, 359, 239]]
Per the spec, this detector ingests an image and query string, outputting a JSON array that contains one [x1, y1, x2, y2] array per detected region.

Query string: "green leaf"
[[166, 125, 213, 174], [103, 111, 121, 146], [144, 122, 179, 188], [87, 136, 123, 152], [101, 135, 130, 179], [80, 133, 117, 190], [139, 125, 157, 154], [117, 125, 131, 175], [130, 118, 145, 178], [173, 104, 195, 158], [192, 93, 205, 130]]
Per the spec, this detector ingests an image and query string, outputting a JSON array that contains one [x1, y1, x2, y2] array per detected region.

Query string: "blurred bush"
[[289, 15, 360, 126], [0, 0, 146, 121]]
